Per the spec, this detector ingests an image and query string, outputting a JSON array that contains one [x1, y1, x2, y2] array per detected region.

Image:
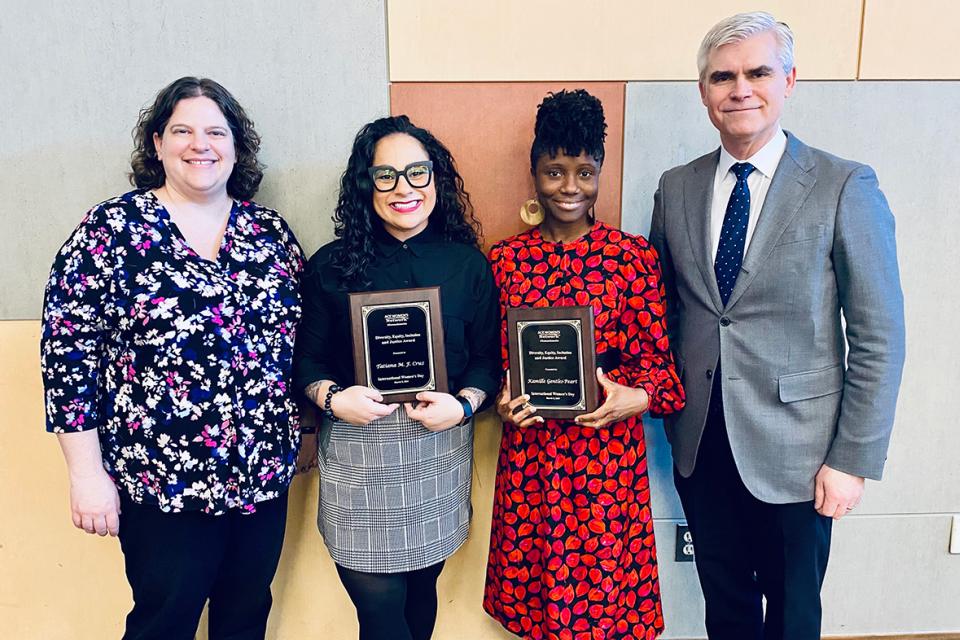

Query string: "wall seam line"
[[383, 0, 393, 83], [856, 0, 867, 80], [617, 82, 626, 230]]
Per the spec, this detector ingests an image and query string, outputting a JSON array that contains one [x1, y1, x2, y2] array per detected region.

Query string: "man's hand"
[[495, 372, 543, 428], [575, 369, 649, 428], [405, 392, 463, 432], [814, 463, 865, 520]]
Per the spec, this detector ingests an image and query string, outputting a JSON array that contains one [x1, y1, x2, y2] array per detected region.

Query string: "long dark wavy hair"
[[128, 77, 264, 200], [331, 115, 480, 289], [530, 89, 607, 171]]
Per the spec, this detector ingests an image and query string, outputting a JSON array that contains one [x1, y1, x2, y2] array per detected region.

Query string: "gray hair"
[[697, 12, 795, 81]]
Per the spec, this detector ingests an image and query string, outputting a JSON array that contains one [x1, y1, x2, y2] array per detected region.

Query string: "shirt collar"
[[372, 221, 440, 258], [717, 126, 787, 180]]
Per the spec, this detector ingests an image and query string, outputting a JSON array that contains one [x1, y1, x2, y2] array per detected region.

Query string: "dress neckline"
[[145, 189, 238, 264], [532, 220, 603, 249]]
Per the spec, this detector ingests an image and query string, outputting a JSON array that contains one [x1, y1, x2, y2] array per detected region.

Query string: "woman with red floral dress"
[[483, 90, 685, 640]]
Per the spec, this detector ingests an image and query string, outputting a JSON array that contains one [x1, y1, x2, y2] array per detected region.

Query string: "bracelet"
[[323, 384, 343, 421]]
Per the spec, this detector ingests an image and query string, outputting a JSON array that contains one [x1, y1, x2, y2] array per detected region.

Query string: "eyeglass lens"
[[371, 162, 432, 191]]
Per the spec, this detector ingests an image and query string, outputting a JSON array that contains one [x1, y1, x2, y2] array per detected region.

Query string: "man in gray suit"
[[649, 12, 905, 639]]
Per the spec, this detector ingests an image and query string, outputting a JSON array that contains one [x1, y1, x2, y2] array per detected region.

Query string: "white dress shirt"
[[710, 128, 787, 260]]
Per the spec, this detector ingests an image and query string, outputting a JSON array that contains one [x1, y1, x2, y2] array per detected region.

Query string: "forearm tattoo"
[[458, 387, 486, 412], [304, 381, 325, 407]]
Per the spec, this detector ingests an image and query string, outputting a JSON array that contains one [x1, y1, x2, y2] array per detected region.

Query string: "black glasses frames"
[[367, 161, 434, 192]]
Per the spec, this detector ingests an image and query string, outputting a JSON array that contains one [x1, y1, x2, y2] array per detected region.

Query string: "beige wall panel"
[[387, 0, 862, 81], [0, 321, 132, 638], [860, 0, 960, 79], [390, 82, 625, 248], [0, 320, 512, 639]]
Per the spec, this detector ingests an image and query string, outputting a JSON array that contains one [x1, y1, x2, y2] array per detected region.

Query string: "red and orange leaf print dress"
[[483, 221, 685, 640]]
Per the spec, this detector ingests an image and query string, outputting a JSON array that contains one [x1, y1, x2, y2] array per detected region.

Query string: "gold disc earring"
[[520, 199, 544, 226]]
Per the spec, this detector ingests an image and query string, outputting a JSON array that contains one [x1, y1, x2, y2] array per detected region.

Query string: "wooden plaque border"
[[349, 287, 447, 402], [507, 305, 598, 419]]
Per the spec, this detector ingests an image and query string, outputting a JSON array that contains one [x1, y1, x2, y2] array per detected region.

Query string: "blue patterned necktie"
[[714, 162, 756, 305]]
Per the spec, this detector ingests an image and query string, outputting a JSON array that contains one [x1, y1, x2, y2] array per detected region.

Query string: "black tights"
[[335, 561, 445, 640]]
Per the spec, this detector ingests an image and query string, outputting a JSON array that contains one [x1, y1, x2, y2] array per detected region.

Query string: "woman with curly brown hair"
[[294, 115, 500, 640], [40, 76, 303, 639]]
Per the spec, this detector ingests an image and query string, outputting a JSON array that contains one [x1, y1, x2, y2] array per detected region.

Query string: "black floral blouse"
[[41, 189, 304, 514]]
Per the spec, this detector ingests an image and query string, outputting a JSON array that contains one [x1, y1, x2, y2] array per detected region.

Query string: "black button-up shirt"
[[294, 223, 501, 404]]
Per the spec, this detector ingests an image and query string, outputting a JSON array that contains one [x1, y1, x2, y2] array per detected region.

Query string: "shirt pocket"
[[778, 363, 844, 403]]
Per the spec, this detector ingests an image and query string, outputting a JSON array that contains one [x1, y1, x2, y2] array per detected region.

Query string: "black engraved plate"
[[507, 306, 598, 419], [518, 320, 584, 408], [363, 302, 432, 392], [349, 287, 447, 402]]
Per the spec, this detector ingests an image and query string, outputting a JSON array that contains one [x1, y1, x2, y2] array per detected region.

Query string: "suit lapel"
[[724, 133, 817, 310], [683, 150, 724, 313]]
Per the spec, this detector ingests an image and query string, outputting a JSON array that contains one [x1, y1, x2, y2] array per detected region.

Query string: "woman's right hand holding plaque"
[[496, 372, 544, 428], [331, 385, 399, 426]]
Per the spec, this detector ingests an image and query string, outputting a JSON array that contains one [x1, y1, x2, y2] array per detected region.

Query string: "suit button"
[[719, 316, 731, 326], [705, 369, 713, 379]]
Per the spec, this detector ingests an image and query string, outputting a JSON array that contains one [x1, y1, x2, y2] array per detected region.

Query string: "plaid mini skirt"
[[316, 405, 474, 573]]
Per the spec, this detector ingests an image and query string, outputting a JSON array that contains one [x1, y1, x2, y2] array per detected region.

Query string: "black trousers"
[[674, 378, 832, 640], [117, 492, 289, 640]]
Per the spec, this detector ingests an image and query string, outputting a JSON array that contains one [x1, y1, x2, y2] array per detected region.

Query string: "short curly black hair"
[[530, 89, 607, 172], [330, 115, 481, 289], [128, 77, 264, 201]]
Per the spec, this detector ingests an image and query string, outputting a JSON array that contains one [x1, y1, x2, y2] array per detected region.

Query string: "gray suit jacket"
[[649, 132, 905, 503]]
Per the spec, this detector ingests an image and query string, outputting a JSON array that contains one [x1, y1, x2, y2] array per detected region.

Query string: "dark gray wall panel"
[[0, 0, 388, 319]]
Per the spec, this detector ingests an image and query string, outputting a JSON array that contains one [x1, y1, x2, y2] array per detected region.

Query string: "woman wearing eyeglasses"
[[294, 115, 500, 640]]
